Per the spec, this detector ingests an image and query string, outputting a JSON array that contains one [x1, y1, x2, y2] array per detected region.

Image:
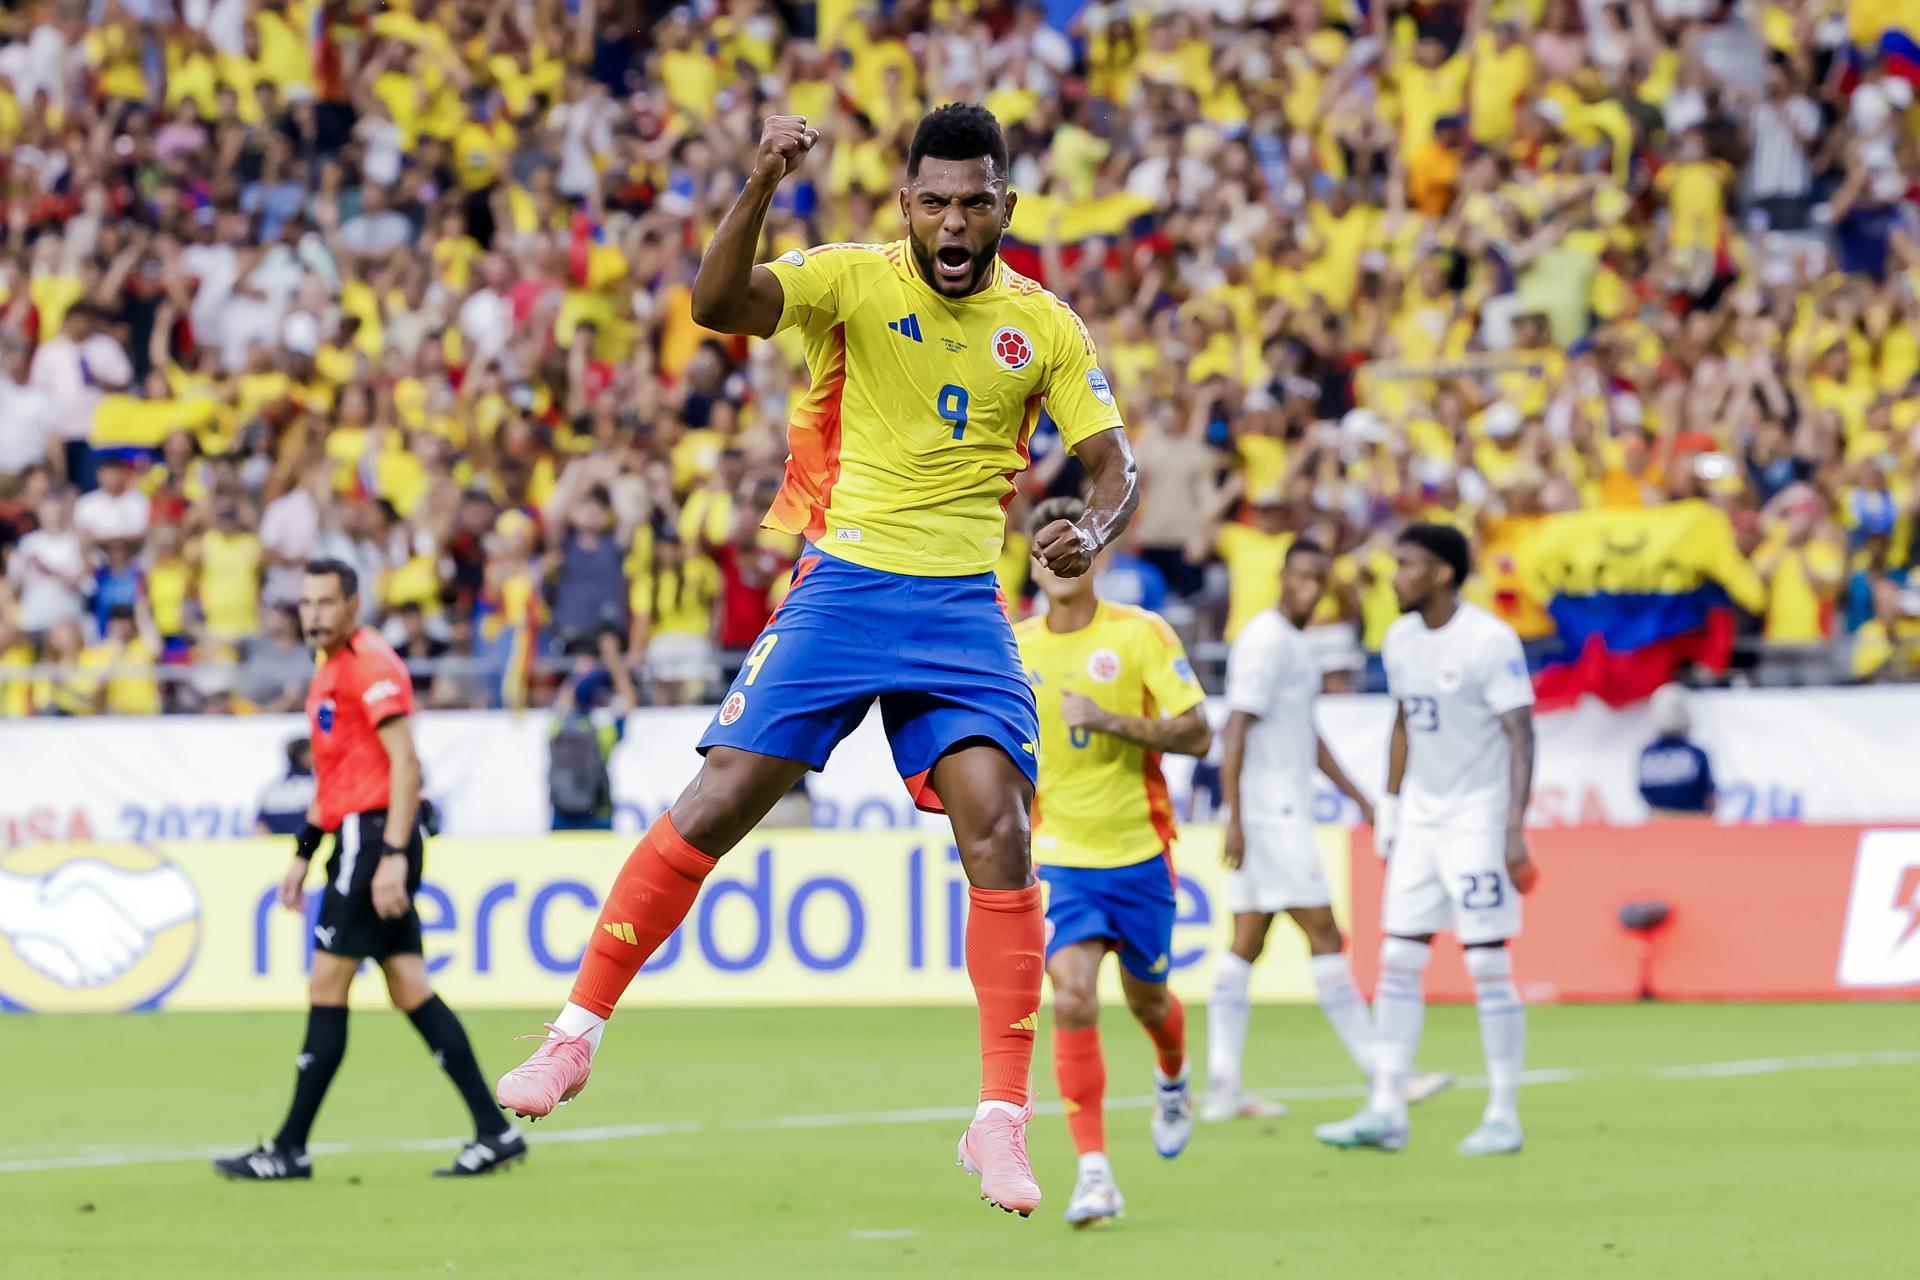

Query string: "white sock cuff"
[[1307, 952, 1352, 981], [1464, 946, 1514, 984], [1380, 937, 1432, 973], [1213, 952, 1253, 998]]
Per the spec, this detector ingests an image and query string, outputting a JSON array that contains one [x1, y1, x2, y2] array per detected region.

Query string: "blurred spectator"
[[10, 492, 86, 638], [74, 457, 149, 545], [547, 483, 630, 650], [198, 500, 264, 649], [1637, 684, 1716, 816], [0, 345, 59, 482], [241, 605, 311, 713], [76, 603, 163, 716], [548, 632, 635, 831], [255, 738, 318, 836]]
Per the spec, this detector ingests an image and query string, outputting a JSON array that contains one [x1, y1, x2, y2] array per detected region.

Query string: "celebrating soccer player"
[[494, 106, 1138, 1218], [1206, 538, 1451, 1121], [214, 560, 524, 1181], [1316, 524, 1537, 1156], [1014, 497, 1212, 1227]]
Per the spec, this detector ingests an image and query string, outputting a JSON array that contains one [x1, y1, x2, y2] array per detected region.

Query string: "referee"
[[215, 560, 525, 1180]]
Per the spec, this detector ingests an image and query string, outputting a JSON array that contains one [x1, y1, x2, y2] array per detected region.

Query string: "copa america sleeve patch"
[[1087, 368, 1114, 405], [774, 249, 805, 267]]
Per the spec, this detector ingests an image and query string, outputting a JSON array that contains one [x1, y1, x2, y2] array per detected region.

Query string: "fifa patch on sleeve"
[[1087, 368, 1114, 405], [775, 249, 804, 267], [363, 679, 401, 706], [1173, 656, 1196, 684]]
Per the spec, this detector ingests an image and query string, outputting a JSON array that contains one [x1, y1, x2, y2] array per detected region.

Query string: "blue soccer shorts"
[[1039, 856, 1178, 984], [698, 547, 1039, 812]]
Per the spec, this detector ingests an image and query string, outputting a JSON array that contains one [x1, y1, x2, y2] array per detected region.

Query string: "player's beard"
[[910, 229, 1003, 296]]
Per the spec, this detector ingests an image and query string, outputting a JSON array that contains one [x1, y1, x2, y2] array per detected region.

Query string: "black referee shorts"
[[315, 810, 425, 961]]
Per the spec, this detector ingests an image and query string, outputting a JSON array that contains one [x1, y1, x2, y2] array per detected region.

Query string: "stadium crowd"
[[1, 0, 1918, 716]]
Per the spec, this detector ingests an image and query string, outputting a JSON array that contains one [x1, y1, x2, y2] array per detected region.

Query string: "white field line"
[[3, 1049, 1915, 1176]]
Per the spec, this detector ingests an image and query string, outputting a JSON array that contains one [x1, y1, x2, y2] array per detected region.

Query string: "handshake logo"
[[0, 848, 201, 1012]]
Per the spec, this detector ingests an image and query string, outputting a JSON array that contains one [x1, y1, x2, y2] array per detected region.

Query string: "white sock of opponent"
[[554, 1002, 607, 1055], [1465, 946, 1525, 1126], [1308, 951, 1374, 1077], [1207, 951, 1254, 1096], [1366, 937, 1430, 1127]]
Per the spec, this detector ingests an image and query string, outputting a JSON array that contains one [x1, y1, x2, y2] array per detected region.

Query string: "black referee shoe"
[[434, 1127, 527, 1177], [212, 1141, 312, 1181]]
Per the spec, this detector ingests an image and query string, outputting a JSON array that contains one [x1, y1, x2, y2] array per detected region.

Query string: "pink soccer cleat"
[[494, 1024, 594, 1121], [956, 1105, 1042, 1217]]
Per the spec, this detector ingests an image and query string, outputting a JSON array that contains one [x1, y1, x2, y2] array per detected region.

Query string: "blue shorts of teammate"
[[698, 547, 1039, 812], [1039, 856, 1177, 984]]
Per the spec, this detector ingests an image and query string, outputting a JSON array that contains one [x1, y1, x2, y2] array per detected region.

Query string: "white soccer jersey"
[[1383, 602, 1534, 832], [1224, 608, 1320, 828]]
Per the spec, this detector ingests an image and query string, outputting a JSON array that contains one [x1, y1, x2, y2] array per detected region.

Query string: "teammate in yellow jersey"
[[495, 106, 1140, 1221], [1015, 497, 1213, 1228]]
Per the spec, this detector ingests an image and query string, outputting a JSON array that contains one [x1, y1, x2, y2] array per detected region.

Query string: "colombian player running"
[[1316, 524, 1537, 1156], [494, 106, 1139, 1217], [215, 560, 523, 1181], [1205, 539, 1449, 1120], [1015, 497, 1212, 1227]]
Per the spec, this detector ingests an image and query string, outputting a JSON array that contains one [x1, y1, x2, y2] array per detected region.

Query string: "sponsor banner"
[[1348, 824, 1920, 1002], [0, 829, 1351, 1013], [5, 687, 1920, 844], [0, 712, 554, 845]]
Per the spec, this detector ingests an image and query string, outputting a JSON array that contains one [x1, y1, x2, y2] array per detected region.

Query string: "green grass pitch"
[[8, 1002, 1916, 1278]]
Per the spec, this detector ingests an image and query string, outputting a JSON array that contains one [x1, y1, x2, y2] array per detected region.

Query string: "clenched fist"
[[1032, 518, 1099, 578], [755, 115, 820, 183]]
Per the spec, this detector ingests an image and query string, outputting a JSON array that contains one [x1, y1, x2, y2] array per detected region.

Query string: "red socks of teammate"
[[1053, 1026, 1106, 1154], [1142, 993, 1188, 1077], [570, 814, 718, 1018], [1053, 996, 1185, 1156], [966, 884, 1045, 1106]]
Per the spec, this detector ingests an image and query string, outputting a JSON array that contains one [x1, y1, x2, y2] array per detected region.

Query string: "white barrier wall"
[[0, 686, 1907, 844]]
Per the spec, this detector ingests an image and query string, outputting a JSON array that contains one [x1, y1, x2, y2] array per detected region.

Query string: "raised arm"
[[1031, 426, 1138, 577], [689, 116, 819, 337]]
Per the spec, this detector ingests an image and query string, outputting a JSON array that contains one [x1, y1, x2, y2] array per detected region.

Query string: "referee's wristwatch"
[[380, 842, 411, 861], [293, 822, 325, 862]]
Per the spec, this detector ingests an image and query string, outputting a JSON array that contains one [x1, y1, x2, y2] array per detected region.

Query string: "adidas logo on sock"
[[1009, 1012, 1038, 1032], [603, 921, 639, 945]]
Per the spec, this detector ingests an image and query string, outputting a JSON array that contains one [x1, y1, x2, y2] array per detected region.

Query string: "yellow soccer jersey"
[[1016, 602, 1207, 869], [762, 241, 1124, 576]]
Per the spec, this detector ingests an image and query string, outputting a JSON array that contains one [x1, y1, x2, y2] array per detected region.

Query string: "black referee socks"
[[408, 996, 512, 1138], [274, 1004, 348, 1151]]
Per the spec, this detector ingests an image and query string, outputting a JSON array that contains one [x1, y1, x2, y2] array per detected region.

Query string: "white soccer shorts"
[[1226, 820, 1332, 914], [1380, 825, 1520, 945]]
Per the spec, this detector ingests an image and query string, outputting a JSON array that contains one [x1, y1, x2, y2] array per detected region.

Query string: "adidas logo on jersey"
[[887, 314, 923, 342]]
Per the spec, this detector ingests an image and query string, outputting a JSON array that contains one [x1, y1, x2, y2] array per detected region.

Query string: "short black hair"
[[1397, 523, 1471, 589], [1285, 536, 1329, 564], [1029, 495, 1085, 538], [907, 103, 1009, 180], [304, 557, 359, 598]]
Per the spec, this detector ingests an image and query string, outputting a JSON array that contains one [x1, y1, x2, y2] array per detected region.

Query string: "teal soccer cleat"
[[1313, 1107, 1408, 1152], [1456, 1119, 1524, 1156]]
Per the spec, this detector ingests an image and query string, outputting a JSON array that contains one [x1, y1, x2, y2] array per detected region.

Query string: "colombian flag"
[[1517, 502, 1767, 710], [1848, 0, 1920, 86]]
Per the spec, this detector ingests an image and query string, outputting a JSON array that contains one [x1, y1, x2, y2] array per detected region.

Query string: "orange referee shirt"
[[306, 627, 415, 829]]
